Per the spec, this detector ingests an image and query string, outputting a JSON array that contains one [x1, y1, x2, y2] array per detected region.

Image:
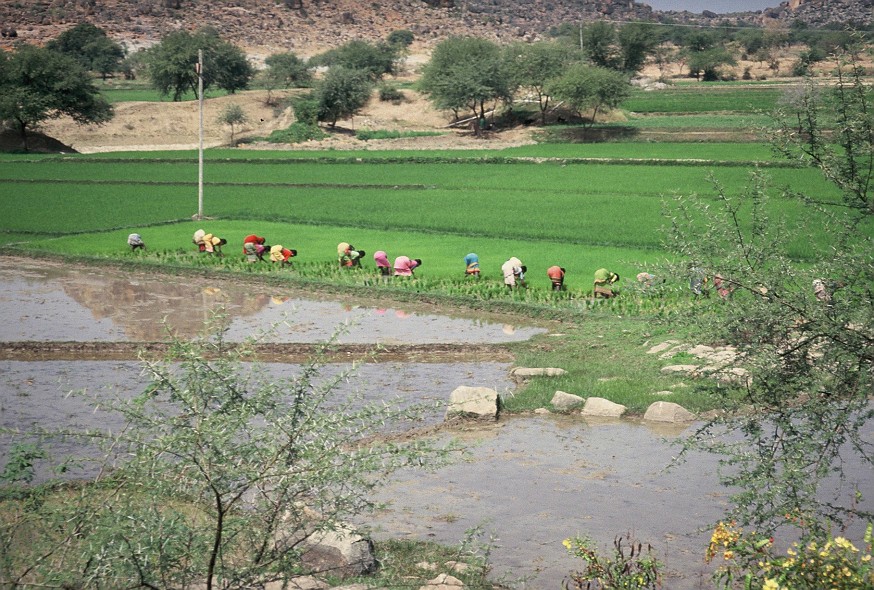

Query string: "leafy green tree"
[[315, 66, 373, 127], [0, 44, 113, 150], [0, 323, 451, 589], [387, 29, 415, 49], [263, 51, 312, 90], [664, 49, 874, 540], [547, 64, 629, 128], [505, 41, 570, 125], [686, 47, 736, 81], [419, 36, 514, 132], [309, 40, 398, 80], [216, 103, 247, 145], [582, 21, 619, 70], [145, 27, 254, 101], [46, 23, 125, 80], [616, 23, 660, 73]]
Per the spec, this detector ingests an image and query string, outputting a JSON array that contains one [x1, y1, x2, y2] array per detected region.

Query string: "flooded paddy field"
[[1, 256, 871, 590]]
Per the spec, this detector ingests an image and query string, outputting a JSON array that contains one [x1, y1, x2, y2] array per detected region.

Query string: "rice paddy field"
[[0, 81, 865, 311]]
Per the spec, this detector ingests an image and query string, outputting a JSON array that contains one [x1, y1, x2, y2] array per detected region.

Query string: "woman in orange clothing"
[[270, 245, 297, 265], [547, 266, 566, 291]]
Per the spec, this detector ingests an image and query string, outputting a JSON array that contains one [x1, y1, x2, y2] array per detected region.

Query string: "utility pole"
[[196, 49, 204, 220]]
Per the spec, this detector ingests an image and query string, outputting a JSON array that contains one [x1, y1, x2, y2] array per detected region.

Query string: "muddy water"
[[2, 258, 871, 590], [367, 415, 724, 589], [0, 258, 542, 344]]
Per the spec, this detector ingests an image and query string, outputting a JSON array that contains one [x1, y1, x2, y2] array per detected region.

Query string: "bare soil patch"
[[36, 86, 537, 154]]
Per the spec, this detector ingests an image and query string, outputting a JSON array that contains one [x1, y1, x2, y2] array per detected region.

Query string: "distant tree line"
[[1, 17, 871, 149]]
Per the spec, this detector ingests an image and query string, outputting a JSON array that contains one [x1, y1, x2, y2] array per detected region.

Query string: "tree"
[[46, 23, 125, 80], [547, 64, 629, 128], [616, 23, 660, 74], [263, 51, 312, 90], [386, 29, 415, 49], [663, 49, 873, 542], [686, 47, 736, 81], [315, 66, 373, 127], [217, 103, 247, 145], [582, 21, 619, 70], [505, 41, 570, 125], [0, 323, 451, 588], [0, 44, 113, 150], [145, 28, 253, 101], [309, 40, 398, 81], [419, 36, 514, 132]]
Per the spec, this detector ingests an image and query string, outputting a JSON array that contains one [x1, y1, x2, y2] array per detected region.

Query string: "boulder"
[[646, 340, 681, 355], [300, 524, 377, 578], [660, 364, 698, 375], [264, 577, 329, 590], [420, 574, 465, 589], [581, 397, 626, 418], [551, 390, 584, 411], [643, 401, 695, 423], [510, 367, 567, 378], [446, 386, 500, 421]]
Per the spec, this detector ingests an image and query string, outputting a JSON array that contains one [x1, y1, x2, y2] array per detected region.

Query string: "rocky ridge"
[[0, 0, 870, 61]]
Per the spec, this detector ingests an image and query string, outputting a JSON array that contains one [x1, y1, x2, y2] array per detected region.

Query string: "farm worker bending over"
[[192, 229, 207, 252], [393, 256, 422, 276], [502, 257, 526, 289], [203, 233, 227, 256], [338, 242, 365, 268], [547, 266, 566, 291], [593, 268, 619, 298], [127, 233, 146, 251], [464, 253, 481, 277], [270, 245, 297, 265], [243, 234, 269, 262], [374, 251, 391, 276]]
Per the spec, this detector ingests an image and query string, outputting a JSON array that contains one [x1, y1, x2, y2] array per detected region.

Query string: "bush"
[[267, 121, 326, 143], [378, 82, 405, 103]]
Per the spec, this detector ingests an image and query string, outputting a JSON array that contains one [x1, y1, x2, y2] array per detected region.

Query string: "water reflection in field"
[[0, 258, 543, 344]]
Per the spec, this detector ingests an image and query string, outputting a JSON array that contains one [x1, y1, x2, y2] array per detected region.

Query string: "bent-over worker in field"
[[547, 266, 566, 291], [593, 268, 619, 298], [270, 245, 297, 265], [502, 257, 526, 289], [242, 234, 268, 261], [192, 229, 207, 252], [338, 242, 365, 268], [374, 250, 392, 277], [464, 253, 481, 277], [202, 233, 227, 256], [127, 233, 146, 251], [393, 256, 422, 276]]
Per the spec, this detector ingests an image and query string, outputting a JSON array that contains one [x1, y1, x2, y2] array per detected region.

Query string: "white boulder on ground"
[[299, 524, 377, 578], [643, 401, 696, 423], [446, 386, 500, 421], [420, 574, 465, 589], [510, 367, 567, 379], [551, 390, 584, 411], [581, 397, 627, 418], [660, 364, 699, 375]]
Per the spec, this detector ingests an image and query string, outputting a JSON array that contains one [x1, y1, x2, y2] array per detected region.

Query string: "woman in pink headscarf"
[[373, 250, 391, 277], [393, 256, 422, 277]]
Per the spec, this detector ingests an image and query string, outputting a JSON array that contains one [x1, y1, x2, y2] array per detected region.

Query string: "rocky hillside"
[[0, 0, 870, 60]]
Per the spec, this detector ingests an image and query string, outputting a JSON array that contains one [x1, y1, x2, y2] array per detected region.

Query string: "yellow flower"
[[562, 539, 572, 550], [763, 579, 781, 590], [834, 537, 857, 552], [723, 550, 734, 560], [861, 554, 871, 562]]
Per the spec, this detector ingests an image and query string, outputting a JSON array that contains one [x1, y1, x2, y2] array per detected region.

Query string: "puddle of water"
[[366, 414, 874, 590], [0, 258, 544, 344]]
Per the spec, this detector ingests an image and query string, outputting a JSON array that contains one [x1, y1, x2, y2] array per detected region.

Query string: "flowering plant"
[[563, 534, 661, 590]]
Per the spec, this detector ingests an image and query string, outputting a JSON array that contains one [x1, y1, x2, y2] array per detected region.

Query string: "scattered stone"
[[416, 561, 439, 571], [445, 560, 469, 574], [446, 386, 500, 421], [300, 525, 377, 578], [581, 397, 626, 418], [660, 364, 698, 374], [652, 390, 674, 396], [551, 390, 584, 411], [510, 367, 567, 378], [646, 340, 681, 355], [264, 576, 328, 590], [420, 573, 465, 589], [534, 407, 551, 414], [643, 401, 696, 423]]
